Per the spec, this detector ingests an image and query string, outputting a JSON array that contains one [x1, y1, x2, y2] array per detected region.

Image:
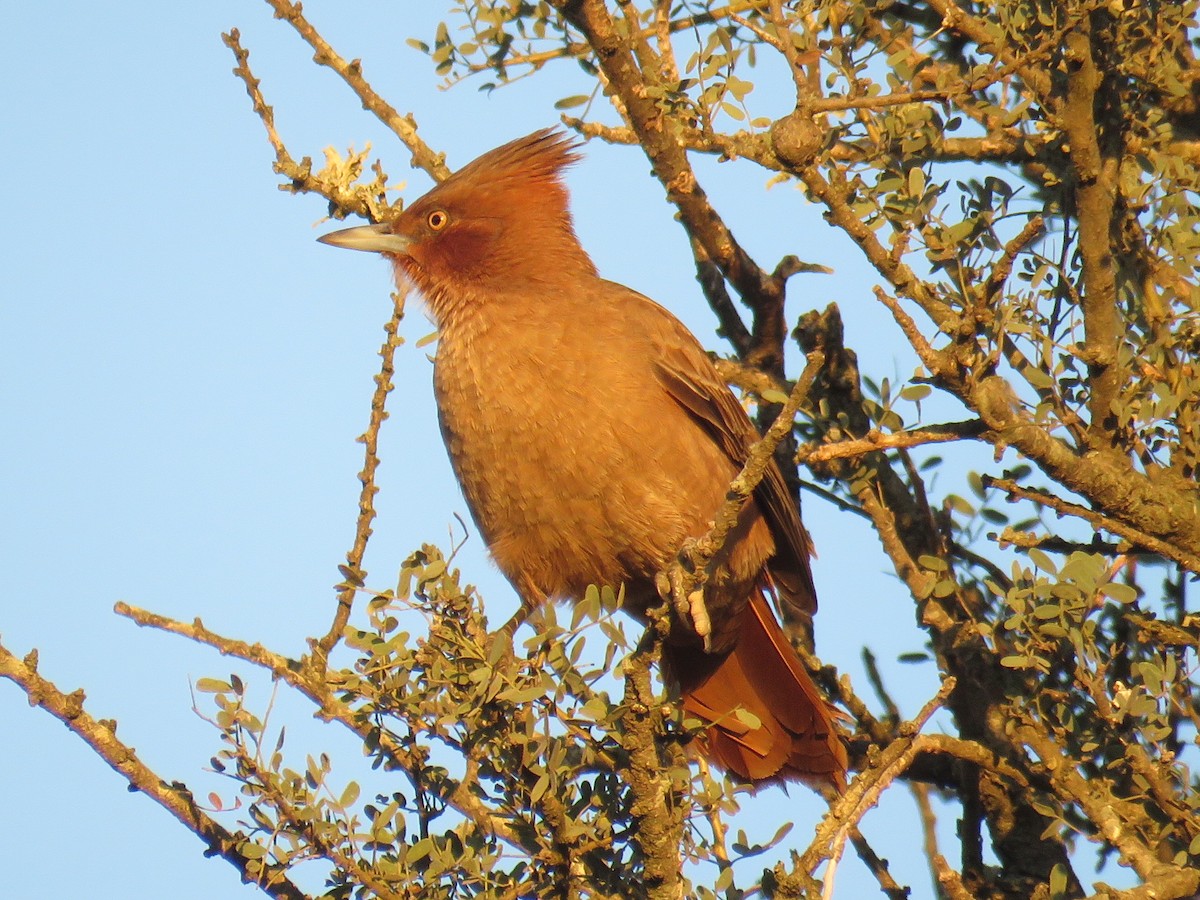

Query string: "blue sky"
[[2, 3, 1123, 898]]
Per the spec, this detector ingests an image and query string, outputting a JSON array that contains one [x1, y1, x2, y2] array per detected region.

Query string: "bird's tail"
[[664, 591, 847, 790]]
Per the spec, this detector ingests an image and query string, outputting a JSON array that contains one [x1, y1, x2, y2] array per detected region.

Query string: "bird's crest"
[[450, 128, 583, 192], [413, 128, 583, 228]]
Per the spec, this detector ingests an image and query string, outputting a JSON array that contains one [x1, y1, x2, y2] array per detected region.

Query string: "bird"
[[318, 129, 847, 790]]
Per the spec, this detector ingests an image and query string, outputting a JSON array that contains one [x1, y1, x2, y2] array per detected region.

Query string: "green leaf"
[[733, 707, 762, 730], [945, 494, 974, 515], [529, 772, 551, 803], [554, 94, 590, 110], [1101, 582, 1137, 604], [766, 821, 794, 848], [1049, 863, 1068, 899], [579, 697, 609, 722], [337, 564, 365, 587], [720, 101, 745, 121], [981, 508, 1009, 525], [240, 841, 268, 860], [1028, 548, 1057, 574], [715, 865, 734, 891], [918, 554, 948, 571], [407, 838, 433, 864]]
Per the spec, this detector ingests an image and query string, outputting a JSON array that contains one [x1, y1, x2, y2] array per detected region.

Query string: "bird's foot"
[[655, 539, 714, 652]]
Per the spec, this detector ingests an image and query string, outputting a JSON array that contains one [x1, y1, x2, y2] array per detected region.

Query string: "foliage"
[[4, 1, 1199, 899], [192, 548, 816, 898]]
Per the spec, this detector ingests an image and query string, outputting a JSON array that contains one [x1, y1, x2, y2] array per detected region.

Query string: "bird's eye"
[[426, 210, 449, 231]]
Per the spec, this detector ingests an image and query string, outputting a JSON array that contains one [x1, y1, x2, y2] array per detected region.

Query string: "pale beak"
[[317, 222, 412, 255]]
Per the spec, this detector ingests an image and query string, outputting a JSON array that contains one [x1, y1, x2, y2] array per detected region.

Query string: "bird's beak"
[[317, 222, 412, 255]]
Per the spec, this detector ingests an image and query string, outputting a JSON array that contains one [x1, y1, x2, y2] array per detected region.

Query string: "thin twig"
[[229, 747, 413, 899], [767, 0, 807, 101], [222, 29, 388, 220], [861, 647, 901, 723], [788, 679, 955, 891], [909, 781, 943, 896], [872, 286, 953, 378], [264, 0, 450, 181], [114, 602, 527, 850], [848, 827, 910, 900], [0, 641, 312, 900], [670, 350, 825, 608], [316, 285, 410, 662], [797, 421, 987, 465], [985, 476, 1200, 572], [932, 851, 976, 900], [985, 215, 1045, 301]]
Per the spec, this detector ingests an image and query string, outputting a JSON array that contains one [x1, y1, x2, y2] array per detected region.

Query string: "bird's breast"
[[431, 310, 702, 601]]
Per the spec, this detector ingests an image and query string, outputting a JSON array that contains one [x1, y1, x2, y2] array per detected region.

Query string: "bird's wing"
[[647, 310, 818, 618]]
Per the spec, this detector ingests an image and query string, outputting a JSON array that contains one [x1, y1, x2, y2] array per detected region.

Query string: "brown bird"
[[319, 129, 847, 789]]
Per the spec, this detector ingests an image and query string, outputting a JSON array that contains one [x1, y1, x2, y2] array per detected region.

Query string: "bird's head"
[[318, 129, 597, 324]]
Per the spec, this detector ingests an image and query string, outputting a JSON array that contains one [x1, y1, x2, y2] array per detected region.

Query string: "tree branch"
[[113, 603, 529, 852], [984, 475, 1200, 572], [620, 632, 685, 900], [263, 0, 451, 181], [554, 0, 791, 375], [797, 420, 988, 466], [773, 679, 954, 897], [1061, 15, 1124, 445], [316, 286, 409, 662], [223, 29, 390, 220], [0, 641, 312, 900]]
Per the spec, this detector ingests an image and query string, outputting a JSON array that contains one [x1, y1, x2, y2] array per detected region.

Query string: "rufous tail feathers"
[[665, 591, 848, 791]]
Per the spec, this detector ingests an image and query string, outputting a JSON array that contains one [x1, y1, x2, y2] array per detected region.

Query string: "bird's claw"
[[656, 541, 714, 652], [688, 589, 712, 652]]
